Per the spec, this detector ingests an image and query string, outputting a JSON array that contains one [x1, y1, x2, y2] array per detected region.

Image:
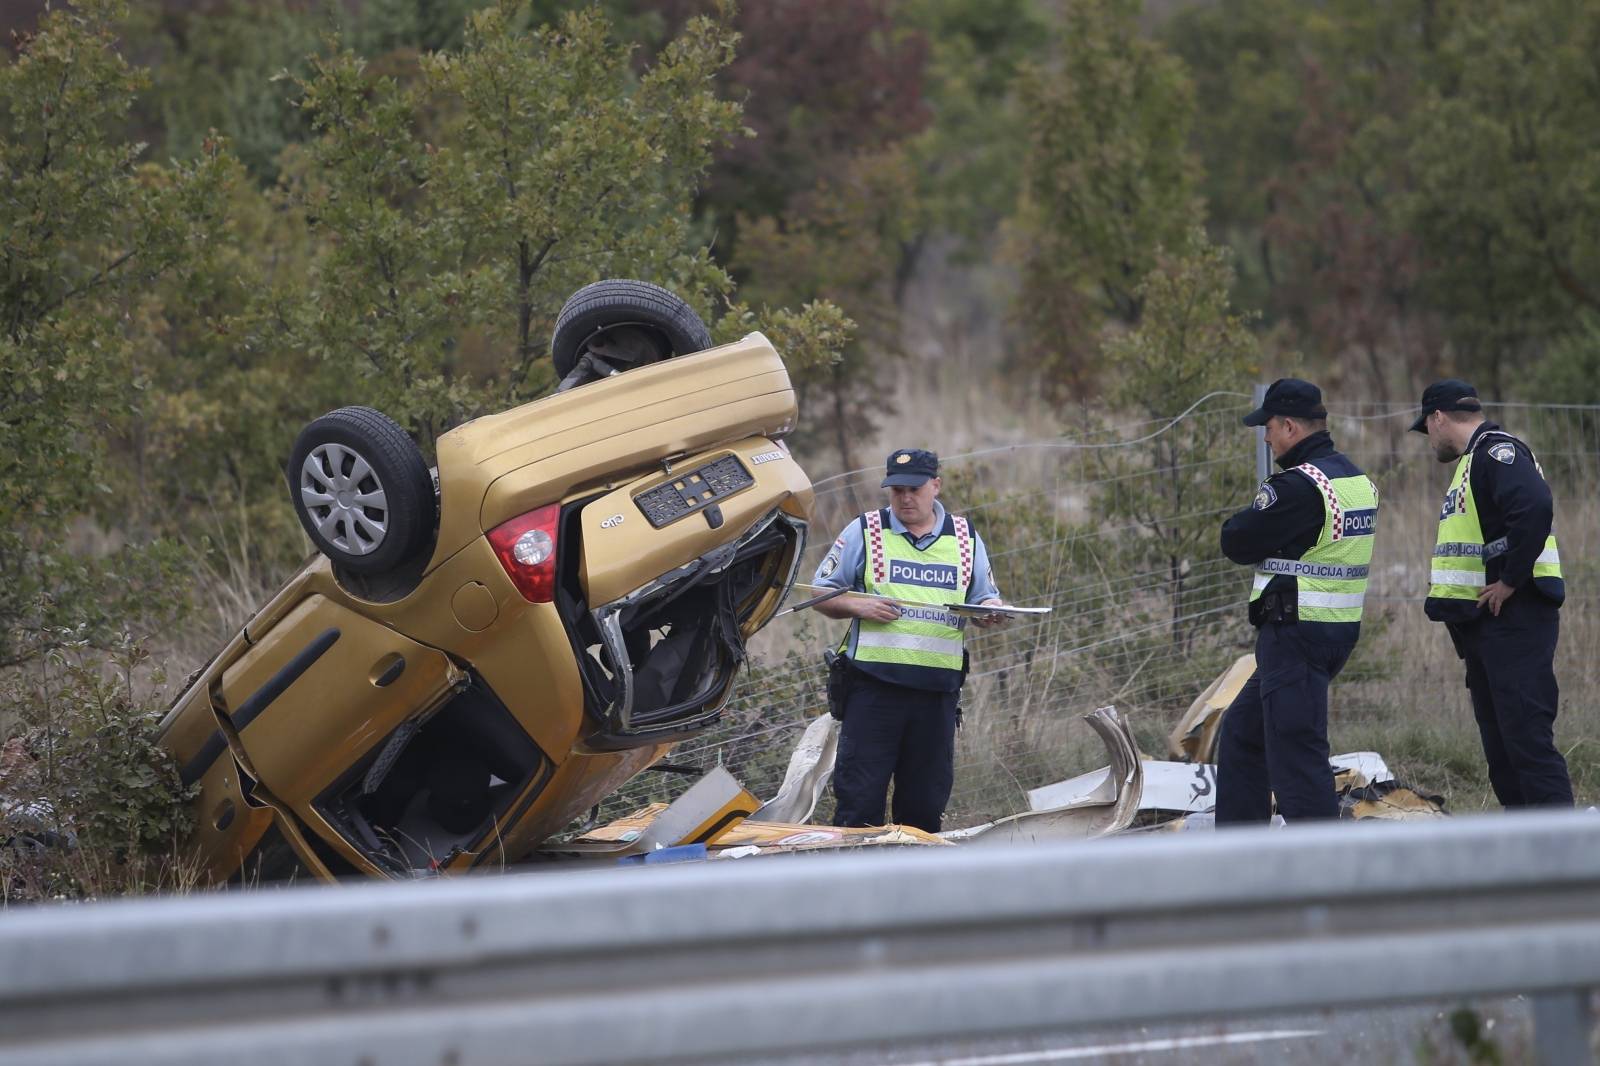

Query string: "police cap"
[[1242, 378, 1327, 427], [1409, 379, 1482, 433], [881, 448, 940, 488]]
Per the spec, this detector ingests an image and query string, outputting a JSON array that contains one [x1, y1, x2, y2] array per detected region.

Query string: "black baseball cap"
[[881, 448, 940, 488], [1242, 378, 1327, 427], [1409, 379, 1482, 433]]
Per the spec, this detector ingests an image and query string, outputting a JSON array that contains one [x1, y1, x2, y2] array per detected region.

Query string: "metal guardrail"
[[2, 811, 1598, 1065]]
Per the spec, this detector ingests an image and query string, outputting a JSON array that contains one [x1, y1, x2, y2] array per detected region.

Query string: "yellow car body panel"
[[218, 595, 464, 807], [186, 755, 278, 884]]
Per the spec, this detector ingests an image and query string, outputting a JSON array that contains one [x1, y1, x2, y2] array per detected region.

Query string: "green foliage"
[[712, 300, 854, 379], [1161, 0, 1305, 270], [1402, 0, 1600, 392], [345, 0, 494, 55], [1444, 1007, 1504, 1065], [900, 0, 1048, 247], [264, 1, 840, 440], [1, 637, 198, 902], [126, 1, 328, 182], [1011, 0, 1200, 398], [1531, 312, 1600, 405], [1166, 0, 1600, 396], [1102, 231, 1263, 418], [705, 0, 930, 228], [733, 144, 913, 469], [0, 0, 233, 668]]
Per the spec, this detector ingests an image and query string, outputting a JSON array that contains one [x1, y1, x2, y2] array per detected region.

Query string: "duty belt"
[[1256, 558, 1370, 580]]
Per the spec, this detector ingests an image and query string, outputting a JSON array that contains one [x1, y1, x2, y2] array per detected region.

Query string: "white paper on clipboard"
[[948, 603, 1053, 618]]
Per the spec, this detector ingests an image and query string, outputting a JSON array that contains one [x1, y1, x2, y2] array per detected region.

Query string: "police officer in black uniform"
[[1216, 379, 1376, 824], [1413, 379, 1573, 808]]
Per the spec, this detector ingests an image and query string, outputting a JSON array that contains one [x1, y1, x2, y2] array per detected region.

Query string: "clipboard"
[[947, 602, 1053, 618], [789, 583, 1051, 618]]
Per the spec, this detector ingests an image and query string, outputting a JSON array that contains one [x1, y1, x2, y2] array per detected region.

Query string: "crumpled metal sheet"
[[940, 707, 1143, 845]]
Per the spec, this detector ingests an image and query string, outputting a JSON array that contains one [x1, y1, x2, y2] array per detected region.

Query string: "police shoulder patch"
[[1489, 442, 1516, 465], [818, 550, 840, 580], [1253, 484, 1278, 510]]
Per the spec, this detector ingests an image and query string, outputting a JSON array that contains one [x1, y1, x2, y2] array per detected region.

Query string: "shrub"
[[1, 636, 197, 902]]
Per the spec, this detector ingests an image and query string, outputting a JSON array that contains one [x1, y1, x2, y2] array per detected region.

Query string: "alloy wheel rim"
[[300, 443, 389, 555]]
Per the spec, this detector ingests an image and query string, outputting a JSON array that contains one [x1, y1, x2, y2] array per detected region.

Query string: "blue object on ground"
[[617, 843, 708, 866]]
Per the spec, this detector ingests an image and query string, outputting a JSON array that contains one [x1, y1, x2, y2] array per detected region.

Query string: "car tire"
[[286, 406, 436, 575], [550, 279, 714, 379]]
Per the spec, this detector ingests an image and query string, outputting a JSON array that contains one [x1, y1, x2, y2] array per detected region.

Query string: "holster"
[[1251, 590, 1298, 626], [823, 649, 852, 721]]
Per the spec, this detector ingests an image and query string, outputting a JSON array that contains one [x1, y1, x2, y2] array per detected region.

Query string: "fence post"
[[1253, 382, 1270, 482]]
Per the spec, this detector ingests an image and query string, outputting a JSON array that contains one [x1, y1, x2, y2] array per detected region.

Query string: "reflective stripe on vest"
[[1249, 460, 1378, 639], [1426, 432, 1563, 607], [853, 510, 971, 682]]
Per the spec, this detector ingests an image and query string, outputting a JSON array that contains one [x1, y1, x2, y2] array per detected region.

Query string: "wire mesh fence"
[[596, 397, 1600, 828]]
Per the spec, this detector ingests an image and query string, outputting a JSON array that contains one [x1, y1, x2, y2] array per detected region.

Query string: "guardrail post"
[[1532, 988, 1595, 1065]]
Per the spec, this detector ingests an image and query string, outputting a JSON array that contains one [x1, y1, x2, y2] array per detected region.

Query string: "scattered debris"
[[557, 658, 1447, 865], [1340, 779, 1448, 821]]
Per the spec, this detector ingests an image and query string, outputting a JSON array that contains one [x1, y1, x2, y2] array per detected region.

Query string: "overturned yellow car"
[[157, 281, 812, 883]]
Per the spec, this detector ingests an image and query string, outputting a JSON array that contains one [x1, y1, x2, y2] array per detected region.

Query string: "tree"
[[0, 2, 228, 896], [701, 0, 929, 231], [1010, 0, 1201, 399], [900, 0, 1048, 251], [0, 0, 233, 670], [679, 0, 929, 472], [1162, 0, 1312, 315], [123, 0, 327, 183], [1402, 0, 1600, 395], [733, 145, 916, 472], [268, 1, 847, 443], [1094, 231, 1263, 652]]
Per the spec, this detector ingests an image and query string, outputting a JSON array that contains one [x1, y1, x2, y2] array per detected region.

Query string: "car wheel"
[[550, 279, 714, 379], [286, 406, 436, 575]]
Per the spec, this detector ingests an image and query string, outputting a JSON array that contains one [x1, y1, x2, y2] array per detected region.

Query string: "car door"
[[216, 593, 462, 866]]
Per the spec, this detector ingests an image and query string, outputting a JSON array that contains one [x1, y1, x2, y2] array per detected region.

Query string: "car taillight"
[[488, 504, 560, 603]]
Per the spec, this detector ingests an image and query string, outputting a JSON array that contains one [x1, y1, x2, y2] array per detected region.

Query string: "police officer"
[[1216, 379, 1379, 824], [1413, 379, 1572, 808], [811, 448, 1006, 832]]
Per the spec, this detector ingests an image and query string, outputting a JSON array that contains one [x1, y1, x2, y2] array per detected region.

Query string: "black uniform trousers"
[[1448, 594, 1572, 808], [1216, 623, 1352, 824], [832, 672, 959, 833]]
